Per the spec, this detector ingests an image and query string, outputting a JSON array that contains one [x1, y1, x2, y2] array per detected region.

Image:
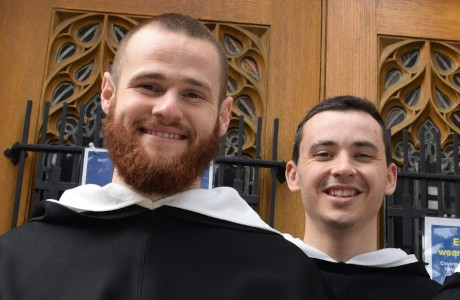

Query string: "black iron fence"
[[4, 100, 285, 229], [386, 129, 460, 261], [5, 100, 460, 262]]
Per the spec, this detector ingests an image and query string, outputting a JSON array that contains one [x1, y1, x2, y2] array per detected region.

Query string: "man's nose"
[[151, 91, 183, 122], [331, 153, 357, 177]]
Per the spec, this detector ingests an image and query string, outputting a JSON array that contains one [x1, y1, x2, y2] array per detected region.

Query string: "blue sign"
[[425, 217, 460, 284], [81, 149, 114, 186], [200, 166, 212, 189]]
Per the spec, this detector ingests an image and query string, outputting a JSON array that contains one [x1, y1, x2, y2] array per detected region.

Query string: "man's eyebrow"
[[183, 77, 212, 93], [308, 140, 379, 152], [308, 140, 337, 152], [129, 72, 212, 92], [352, 140, 379, 152], [130, 72, 165, 82]]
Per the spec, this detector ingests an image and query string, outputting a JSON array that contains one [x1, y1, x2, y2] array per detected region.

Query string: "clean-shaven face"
[[286, 110, 397, 231]]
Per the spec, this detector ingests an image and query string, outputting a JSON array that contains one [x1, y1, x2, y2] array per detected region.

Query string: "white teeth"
[[145, 130, 181, 139], [329, 189, 356, 197]]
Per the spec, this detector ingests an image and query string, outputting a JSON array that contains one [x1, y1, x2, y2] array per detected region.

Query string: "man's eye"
[[138, 84, 160, 92], [356, 152, 373, 159], [314, 152, 331, 158], [183, 92, 203, 99]]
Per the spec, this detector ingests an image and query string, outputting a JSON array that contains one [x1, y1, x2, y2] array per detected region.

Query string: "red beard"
[[103, 106, 221, 197]]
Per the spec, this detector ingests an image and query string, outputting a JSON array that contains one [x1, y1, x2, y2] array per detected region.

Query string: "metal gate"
[[386, 129, 460, 260]]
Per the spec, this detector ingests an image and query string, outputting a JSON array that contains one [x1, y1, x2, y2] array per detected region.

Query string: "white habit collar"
[[48, 183, 277, 233], [283, 235, 419, 267]]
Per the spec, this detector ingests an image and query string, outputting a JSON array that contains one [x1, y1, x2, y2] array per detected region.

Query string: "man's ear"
[[285, 160, 300, 192], [384, 162, 398, 196], [218, 96, 233, 136], [101, 72, 116, 115]]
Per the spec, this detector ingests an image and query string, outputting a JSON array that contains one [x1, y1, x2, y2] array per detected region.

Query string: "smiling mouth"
[[326, 189, 359, 197], [140, 129, 185, 140]]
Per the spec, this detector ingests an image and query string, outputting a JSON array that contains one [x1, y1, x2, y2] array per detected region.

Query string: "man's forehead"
[[127, 26, 177, 50], [124, 27, 217, 65], [301, 110, 384, 144], [128, 26, 209, 48], [305, 110, 380, 129]]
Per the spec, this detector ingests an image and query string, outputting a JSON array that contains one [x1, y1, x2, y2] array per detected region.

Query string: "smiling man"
[[0, 13, 328, 300], [285, 96, 441, 300]]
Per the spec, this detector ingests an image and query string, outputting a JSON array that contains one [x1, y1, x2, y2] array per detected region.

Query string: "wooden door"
[[0, 0, 322, 236], [323, 0, 460, 246]]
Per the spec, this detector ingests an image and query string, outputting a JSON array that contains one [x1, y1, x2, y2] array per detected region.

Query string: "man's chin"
[[141, 143, 187, 158], [323, 214, 357, 230]]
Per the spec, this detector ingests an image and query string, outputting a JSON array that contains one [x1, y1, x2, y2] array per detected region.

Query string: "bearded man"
[[0, 13, 328, 300]]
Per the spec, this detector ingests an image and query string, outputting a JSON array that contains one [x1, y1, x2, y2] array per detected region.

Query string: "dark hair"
[[111, 13, 228, 102], [291, 95, 392, 166]]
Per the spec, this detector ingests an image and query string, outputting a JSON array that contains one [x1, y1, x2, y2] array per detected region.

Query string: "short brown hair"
[[292, 95, 392, 166], [111, 13, 228, 102]]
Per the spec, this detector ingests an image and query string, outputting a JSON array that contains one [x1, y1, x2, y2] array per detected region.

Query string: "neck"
[[303, 217, 378, 262]]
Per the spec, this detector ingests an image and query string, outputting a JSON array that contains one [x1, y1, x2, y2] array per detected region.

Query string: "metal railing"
[[386, 129, 460, 260]]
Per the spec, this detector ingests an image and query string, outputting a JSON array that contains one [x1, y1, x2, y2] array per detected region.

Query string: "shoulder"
[[313, 259, 441, 300], [432, 272, 460, 300]]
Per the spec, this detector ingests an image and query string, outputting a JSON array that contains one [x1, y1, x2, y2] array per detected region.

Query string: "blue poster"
[[82, 148, 213, 189], [200, 164, 212, 189], [82, 149, 114, 186], [425, 217, 460, 284]]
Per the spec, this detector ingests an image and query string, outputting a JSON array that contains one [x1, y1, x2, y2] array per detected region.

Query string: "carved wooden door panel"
[[376, 0, 460, 253], [377, 0, 460, 174], [0, 0, 322, 237]]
